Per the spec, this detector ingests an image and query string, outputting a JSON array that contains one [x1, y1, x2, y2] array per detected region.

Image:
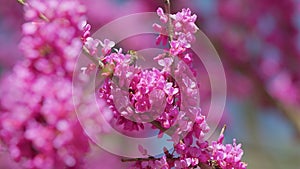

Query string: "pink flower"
[[169, 40, 187, 56], [19, 0, 87, 78], [210, 136, 247, 169], [85, 37, 100, 56], [153, 23, 168, 45], [82, 22, 91, 43], [157, 7, 168, 24], [170, 8, 198, 34], [0, 67, 90, 169], [163, 82, 179, 104], [138, 145, 148, 156], [158, 57, 173, 72], [100, 39, 115, 55]]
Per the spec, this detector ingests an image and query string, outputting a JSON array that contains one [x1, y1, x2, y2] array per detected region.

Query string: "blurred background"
[[0, 0, 300, 168]]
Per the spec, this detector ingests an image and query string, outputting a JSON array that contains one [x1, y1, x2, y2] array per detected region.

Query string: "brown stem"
[[220, 124, 226, 136], [17, 0, 25, 5], [164, 0, 173, 41], [38, 13, 50, 22], [122, 156, 214, 169], [82, 46, 103, 67], [121, 157, 179, 162], [17, 0, 49, 22], [121, 158, 153, 162], [199, 163, 216, 169], [122, 156, 215, 169], [150, 121, 167, 132], [150, 120, 179, 138]]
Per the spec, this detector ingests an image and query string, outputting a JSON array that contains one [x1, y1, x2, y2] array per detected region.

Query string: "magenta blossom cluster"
[[81, 6, 247, 169], [0, 64, 89, 169], [200, 0, 300, 112], [153, 7, 198, 63], [85, 32, 207, 145], [127, 7, 247, 169], [0, 0, 248, 168], [19, 0, 87, 78], [0, 0, 94, 168], [210, 134, 246, 169], [131, 134, 246, 169]]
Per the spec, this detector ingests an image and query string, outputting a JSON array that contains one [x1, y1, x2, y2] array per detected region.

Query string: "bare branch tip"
[[220, 124, 227, 136], [17, 0, 26, 5]]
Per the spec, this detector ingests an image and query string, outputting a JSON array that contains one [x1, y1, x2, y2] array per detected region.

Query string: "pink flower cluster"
[[93, 46, 206, 145], [131, 132, 246, 169], [19, 0, 87, 78], [200, 0, 300, 109], [210, 135, 247, 169], [131, 136, 246, 169], [0, 0, 248, 168], [0, 0, 95, 168], [97, 52, 183, 133], [127, 7, 247, 169], [82, 6, 247, 169], [0, 64, 89, 169], [153, 7, 198, 59]]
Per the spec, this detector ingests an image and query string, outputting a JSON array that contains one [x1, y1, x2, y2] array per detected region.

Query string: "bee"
[[128, 50, 145, 65], [208, 160, 222, 169]]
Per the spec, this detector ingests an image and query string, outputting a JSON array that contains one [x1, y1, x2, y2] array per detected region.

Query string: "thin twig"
[[121, 157, 179, 162], [17, 0, 49, 22], [38, 13, 49, 22], [164, 0, 173, 41], [220, 124, 226, 136], [150, 121, 167, 132], [122, 156, 214, 169], [17, 0, 25, 5], [199, 163, 216, 169], [82, 46, 102, 66]]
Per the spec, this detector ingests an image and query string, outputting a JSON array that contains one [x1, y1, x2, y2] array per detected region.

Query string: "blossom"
[[154, 7, 198, 55], [153, 23, 168, 45], [209, 135, 248, 169], [85, 37, 100, 56], [0, 64, 90, 169], [170, 8, 198, 35], [100, 39, 115, 55], [163, 82, 179, 104], [19, 0, 87, 78], [157, 7, 168, 23], [0, 0, 95, 168], [126, 6, 247, 169], [81, 22, 91, 43], [1, 1, 249, 168]]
